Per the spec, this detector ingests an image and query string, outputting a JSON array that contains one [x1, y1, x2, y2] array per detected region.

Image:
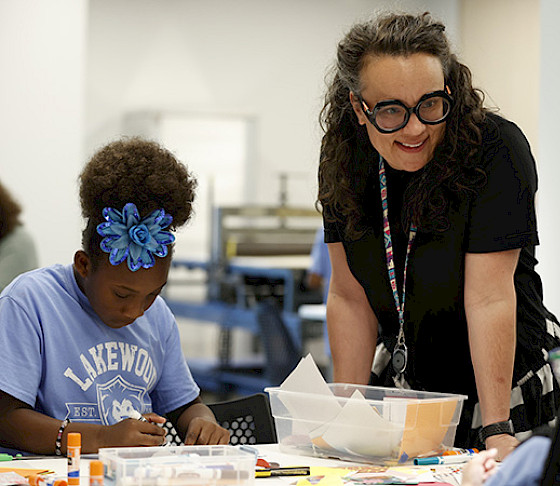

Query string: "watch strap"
[[478, 419, 515, 443]]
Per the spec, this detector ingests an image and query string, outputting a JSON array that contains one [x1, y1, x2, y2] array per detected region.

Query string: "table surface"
[[5, 443, 464, 486]]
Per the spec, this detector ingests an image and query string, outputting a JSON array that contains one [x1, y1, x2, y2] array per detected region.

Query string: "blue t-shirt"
[[0, 264, 199, 449], [485, 435, 551, 486]]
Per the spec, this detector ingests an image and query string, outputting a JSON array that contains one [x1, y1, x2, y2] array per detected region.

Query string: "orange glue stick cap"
[[90, 460, 104, 485], [90, 461, 103, 476], [67, 433, 81, 447]]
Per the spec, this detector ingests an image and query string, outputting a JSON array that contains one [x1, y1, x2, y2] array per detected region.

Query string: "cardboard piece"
[[399, 398, 458, 459]]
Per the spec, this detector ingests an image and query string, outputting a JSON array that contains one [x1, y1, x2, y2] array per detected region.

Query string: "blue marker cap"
[[414, 457, 442, 465]]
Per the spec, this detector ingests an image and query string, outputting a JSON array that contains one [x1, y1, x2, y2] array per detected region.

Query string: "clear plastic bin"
[[265, 384, 467, 464], [98, 445, 256, 486]]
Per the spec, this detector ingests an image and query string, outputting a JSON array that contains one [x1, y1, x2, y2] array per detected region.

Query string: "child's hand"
[[142, 412, 167, 425], [461, 449, 498, 486], [105, 417, 167, 448], [183, 417, 230, 445]]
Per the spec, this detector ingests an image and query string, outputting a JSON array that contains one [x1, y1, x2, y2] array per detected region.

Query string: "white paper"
[[313, 389, 403, 458], [275, 354, 342, 436]]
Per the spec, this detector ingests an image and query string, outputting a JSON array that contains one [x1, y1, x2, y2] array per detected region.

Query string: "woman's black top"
[[324, 113, 559, 444]]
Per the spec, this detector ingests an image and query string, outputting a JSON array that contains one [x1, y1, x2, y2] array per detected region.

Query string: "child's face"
[[76, 253, 171, 329]]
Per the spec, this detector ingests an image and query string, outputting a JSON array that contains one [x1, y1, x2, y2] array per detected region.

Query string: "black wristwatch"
[[478, 419, 515, 443]]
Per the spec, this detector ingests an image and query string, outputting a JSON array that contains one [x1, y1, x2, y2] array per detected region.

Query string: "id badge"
[[392, 346, 407, 375]]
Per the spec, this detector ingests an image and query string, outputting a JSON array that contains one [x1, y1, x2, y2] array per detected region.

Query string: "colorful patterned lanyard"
[[379, 155, 417, 375]]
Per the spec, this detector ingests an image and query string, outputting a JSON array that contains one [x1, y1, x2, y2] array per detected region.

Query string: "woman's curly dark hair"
[[0, 180, 22, 241], [79, 137, 197, 263], [319, 11, 487, 238]]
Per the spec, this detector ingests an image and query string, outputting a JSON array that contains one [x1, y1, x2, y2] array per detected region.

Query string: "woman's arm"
[[171, 397, 229, 445], [464, 249, 521, 460], [0, 390, 166, 454], [327, 242, 378, 384]]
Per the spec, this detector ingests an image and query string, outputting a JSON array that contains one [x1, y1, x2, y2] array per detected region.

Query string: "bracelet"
[[478, 419, 514, 443], [55, 418, 70, 456]]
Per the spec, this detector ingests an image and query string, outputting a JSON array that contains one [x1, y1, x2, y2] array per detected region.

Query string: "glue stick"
[[67, 432, 81, 486], [89, 460, 103, 486]]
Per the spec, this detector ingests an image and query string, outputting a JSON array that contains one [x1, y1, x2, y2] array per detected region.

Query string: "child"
[[461, 439, 551, 486], [0, 138, 229, 454]]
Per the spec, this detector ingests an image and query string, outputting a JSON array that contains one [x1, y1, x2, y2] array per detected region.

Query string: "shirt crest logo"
[[96, 375, 148, 425]]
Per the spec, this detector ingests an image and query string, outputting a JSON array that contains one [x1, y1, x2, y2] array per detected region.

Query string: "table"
[[6, 444, 464, 486]]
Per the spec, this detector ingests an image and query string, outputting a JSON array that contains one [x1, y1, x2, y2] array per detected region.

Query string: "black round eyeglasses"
[[358, 89, 453, 134]]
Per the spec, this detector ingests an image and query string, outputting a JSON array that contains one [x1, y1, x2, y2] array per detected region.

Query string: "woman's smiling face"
[[350, 53, 447, 172]]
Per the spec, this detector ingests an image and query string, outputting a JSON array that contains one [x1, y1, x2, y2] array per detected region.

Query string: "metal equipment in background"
[[164, 204, 326, 398]]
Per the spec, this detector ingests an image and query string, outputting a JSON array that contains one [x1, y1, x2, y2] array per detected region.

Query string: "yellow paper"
[[0, 467, 51, 478], [298, 476, 344, 486]]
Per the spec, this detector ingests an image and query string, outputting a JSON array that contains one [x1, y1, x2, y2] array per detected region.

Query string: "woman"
[[0, 179, 38, 292], [318, 11, 559, 461]]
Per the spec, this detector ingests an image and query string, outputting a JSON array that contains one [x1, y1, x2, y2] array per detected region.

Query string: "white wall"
[[459, 0, 539, 151], [2, 1, 555, 307], [538, 0, 560, 305], [0, 0, 460, 268], [85, 0, 460, 220], [459, 0, 559, 306], [0, 0, 86, 267]]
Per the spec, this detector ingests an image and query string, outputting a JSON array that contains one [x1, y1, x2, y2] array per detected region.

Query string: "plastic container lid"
[[67, 432, 81, 447], [90, 460, 104, 476]]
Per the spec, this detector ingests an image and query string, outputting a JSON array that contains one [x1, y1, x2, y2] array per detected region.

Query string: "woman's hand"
[[486, 434, 519, 462], [183, 417, 230, 445], [461, 449, 498, 486]]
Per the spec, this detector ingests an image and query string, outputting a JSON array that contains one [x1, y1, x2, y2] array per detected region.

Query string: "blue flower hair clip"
[[97, 202, 175, 272]]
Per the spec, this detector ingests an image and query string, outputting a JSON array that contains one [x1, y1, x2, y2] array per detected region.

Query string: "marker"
[[255, 467, 310, 478], [442, 448, 479, 456], [128, 410, 170, 446], [414, 454, 475, 465], [128, 410, 149, 423]]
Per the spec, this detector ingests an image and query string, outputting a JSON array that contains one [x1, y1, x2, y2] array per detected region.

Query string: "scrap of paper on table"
[[0, 467, 52, 478], [297, 464, 436, 486]]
